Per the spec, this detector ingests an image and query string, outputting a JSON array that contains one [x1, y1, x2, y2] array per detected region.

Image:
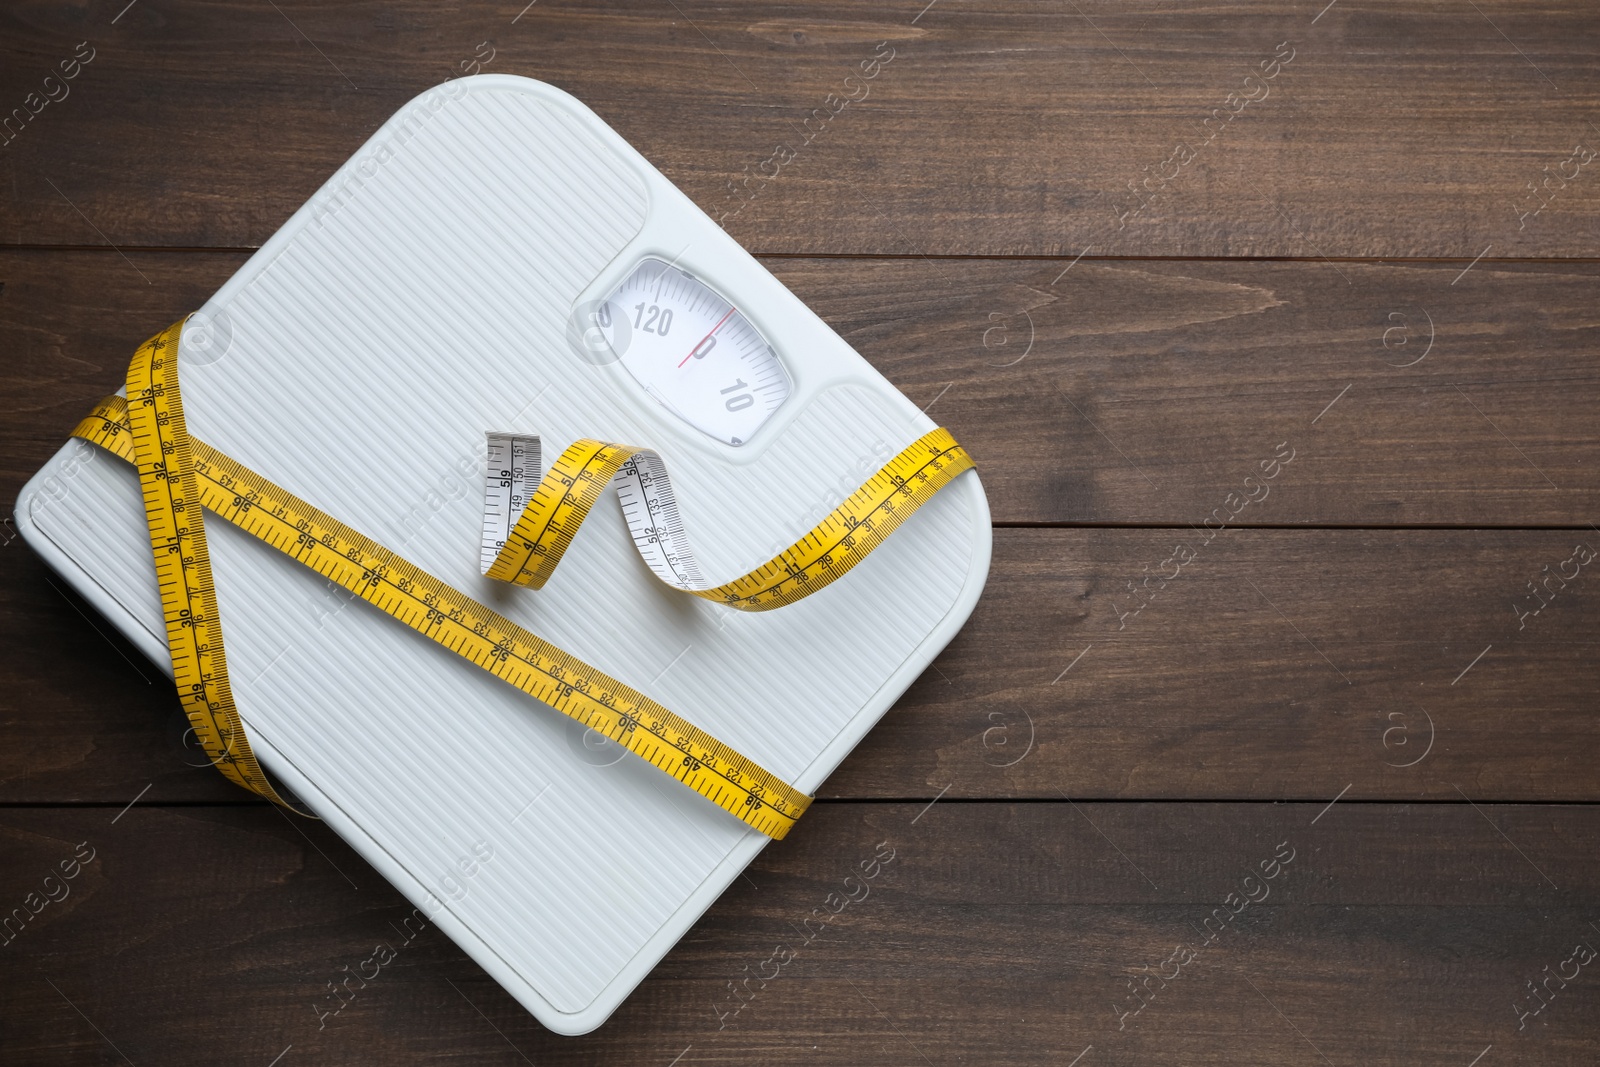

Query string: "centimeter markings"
[[123, 327, 296, 809], [489, 439, 625, 588], [479, 433, 534, 570], [488, 427, 973, 609], [78, 392, 808, 837], [197, 444, 807, 836], [77, 321, 975, 839], [709, 440, 969, 609], [527, 442, 630, 581], [620, 452, 704, 588]]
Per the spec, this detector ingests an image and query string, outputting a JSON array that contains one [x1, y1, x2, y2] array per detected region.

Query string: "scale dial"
[[597, 258, 791, 446]]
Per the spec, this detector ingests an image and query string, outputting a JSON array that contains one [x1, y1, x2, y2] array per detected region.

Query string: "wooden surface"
[[2, 1, 1597, 1064]]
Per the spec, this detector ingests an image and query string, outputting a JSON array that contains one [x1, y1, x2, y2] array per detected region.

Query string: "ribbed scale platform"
[[17, 76, 990, 1032]]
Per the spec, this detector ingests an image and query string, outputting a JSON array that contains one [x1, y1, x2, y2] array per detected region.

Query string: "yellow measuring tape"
[[72, 320, 974, 838]]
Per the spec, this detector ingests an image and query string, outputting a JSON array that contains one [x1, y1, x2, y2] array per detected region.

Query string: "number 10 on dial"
[[595, 258, 792, 447]]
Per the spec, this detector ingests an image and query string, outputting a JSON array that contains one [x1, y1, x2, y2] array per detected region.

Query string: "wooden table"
[[3, 2, 1598, 1063]]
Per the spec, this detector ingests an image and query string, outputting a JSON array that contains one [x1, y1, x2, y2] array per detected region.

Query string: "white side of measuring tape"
[[481, 432, 712, 592]]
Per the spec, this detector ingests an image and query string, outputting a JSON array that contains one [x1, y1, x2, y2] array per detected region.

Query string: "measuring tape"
[[72, 320, 974, 838], [481, 425, 970, 607]]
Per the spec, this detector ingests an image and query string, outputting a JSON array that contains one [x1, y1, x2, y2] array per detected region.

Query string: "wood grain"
[[847, 526, 1600, 803], [5, 525, 1596, 803], [5, 2, 1599, 1059], [777, 255, 1600, 525], [3, 1, 1600, 255], [6, 250, 1600, 526], [2, 803, 1595, 1065]]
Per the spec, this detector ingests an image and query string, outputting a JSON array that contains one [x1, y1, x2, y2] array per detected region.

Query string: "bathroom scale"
[[15, 74, 991, 1034]]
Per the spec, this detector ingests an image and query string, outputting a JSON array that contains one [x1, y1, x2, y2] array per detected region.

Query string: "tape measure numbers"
[[481, 426, 971, 608], [73, 320, 975, 838]]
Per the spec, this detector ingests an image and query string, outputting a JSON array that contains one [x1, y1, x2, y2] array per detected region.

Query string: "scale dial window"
[[596, 258, 791, 446]]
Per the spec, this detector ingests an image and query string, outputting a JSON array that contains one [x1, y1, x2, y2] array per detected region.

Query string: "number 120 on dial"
[[595, 258, 792, 447]]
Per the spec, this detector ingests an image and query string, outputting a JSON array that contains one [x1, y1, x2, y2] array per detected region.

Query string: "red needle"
[[678, 307, 737, 368]]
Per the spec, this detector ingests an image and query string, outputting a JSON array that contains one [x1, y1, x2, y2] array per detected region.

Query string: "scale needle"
[[679, 307, 737, 368]]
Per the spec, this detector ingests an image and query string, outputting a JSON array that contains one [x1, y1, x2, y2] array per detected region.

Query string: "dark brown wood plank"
[[5, 6, 1596, 1066], [3, 2, 1600, 255], [2, 802, 1596, 1064], [778, 255, 1600, 526], [5, 524, 1597, 803], [2, 251, 1597, 804], [839, 526, 1600, 802], [7, 250, 1600, 527]]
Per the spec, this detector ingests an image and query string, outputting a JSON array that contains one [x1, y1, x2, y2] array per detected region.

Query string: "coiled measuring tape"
[[72, 320, 974, 838]]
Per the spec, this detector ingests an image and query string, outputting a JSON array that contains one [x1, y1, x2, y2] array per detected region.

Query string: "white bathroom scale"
[[15, 74, 991, 1033]]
